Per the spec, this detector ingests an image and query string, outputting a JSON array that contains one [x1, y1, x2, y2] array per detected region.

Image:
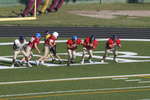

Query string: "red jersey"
[[106, 38, 121, 49], [67, 39, 82, 50], [45, 35, 56, 46], [83, 37, 98, 50], [28, 36, 40, 48]]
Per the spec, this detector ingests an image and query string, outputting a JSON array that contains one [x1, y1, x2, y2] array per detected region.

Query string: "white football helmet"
[[52, 32, 59, 38]]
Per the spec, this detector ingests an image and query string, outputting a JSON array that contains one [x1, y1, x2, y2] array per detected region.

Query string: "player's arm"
[[108, 43, 114, 48], [118, 44, 122, 48], [67, 44, 72, 49], [13, 40, 20, 50], [89, 42, 94, 47], [116, 40, 121, 48], [49, 39, 54, 47], [68, 43, 77, 49], [13, 42, 17, 50]]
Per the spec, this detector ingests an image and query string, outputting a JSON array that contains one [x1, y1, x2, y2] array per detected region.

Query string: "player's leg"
[[113, 48, 118, 62], [55, 0, 64, 11], [87, 49, 93, 63], [67, 49, 72, 65], [21, 50, 32, 67], [22, 0, 35, 17], [47, 0, 59, 12], [26, 46, 32, 57], [71, 50, 76, 63], [40, 0, 50, 14], [24, 46, 33, 67], [37, 45, 49, 65], [11, 50, 20, 67], [51, 45, 62, 63], [101, 48, 108, 62], [81, 48, 86, 64]]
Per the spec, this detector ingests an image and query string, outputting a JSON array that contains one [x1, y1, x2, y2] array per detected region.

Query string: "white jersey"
[[13, 39, 27, 50]]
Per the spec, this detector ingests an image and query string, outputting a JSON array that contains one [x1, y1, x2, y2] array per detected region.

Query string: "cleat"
[[37, 11, 43, 16], [88, 59, 93, 63], [22, 64, 26, 66], [59, 60, 62, 64], [27, 62, 32, 67], [41, 61, 44, 65], [114, 59, 118, 63], [67, 61, 70, 66], [16, 61, 21, 66], [80, 60, 84, 64], [35, 60, 40, 66], [18, 61, 24, 66], [45, 10, 49, 15], [70, 60, 74, 64], [52, 59, 55, 63], [67, 63, 70, 66], [101, 60, 104, 63], [11, 64, 15, 68]]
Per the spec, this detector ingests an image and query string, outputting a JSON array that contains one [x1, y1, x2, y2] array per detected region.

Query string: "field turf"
[[0, 38, 149, 100]]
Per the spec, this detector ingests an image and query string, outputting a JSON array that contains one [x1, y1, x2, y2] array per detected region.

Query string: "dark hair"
[[111, 35, 117, 40], [19, 36, 24, 41], [44, 30, 50, 34]]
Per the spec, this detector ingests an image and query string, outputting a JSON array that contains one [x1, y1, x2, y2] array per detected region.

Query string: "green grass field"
[[0, 38, 150, 100], [1, 3, 150, 27]]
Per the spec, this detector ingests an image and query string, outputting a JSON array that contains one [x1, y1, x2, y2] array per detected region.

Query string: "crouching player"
[[101, 35, 121, 63], [37, 32, 61, 65], [67, 36, 82, 66], [21, 33, 41, 64], [11, 36, 31, 67], [81, 35, 98, 64]]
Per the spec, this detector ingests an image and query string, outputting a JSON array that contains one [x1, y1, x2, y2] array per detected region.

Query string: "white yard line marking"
[[0, 85, 150, 98], [0, 74, 150, 85], [125, 79, 141, 82], [0, 66, 26, 69], [112, 78, 128, 80], [138, 81, 150, 84]]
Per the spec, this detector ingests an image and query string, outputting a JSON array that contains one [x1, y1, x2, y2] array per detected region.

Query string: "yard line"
[[112, 78, 128, 80], [0, 74, 150, 85], [139, 81, 150, 83], [125, 79, 141, 82], [0, 86, 150, 98]]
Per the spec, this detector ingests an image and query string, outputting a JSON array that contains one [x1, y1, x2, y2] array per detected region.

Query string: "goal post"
[[0, 0, 37, 22]]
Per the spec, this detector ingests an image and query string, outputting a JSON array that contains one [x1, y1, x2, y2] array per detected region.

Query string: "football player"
[[46, 0, 64, 12], [66, 35, 82, 66], [101, 35, 121, 63], [20, 0, 42, 17], [21, 33, 41, 63], [11, 36, 31, 67], [81, 35, 98, 64], [36, 32, 61, 65]]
